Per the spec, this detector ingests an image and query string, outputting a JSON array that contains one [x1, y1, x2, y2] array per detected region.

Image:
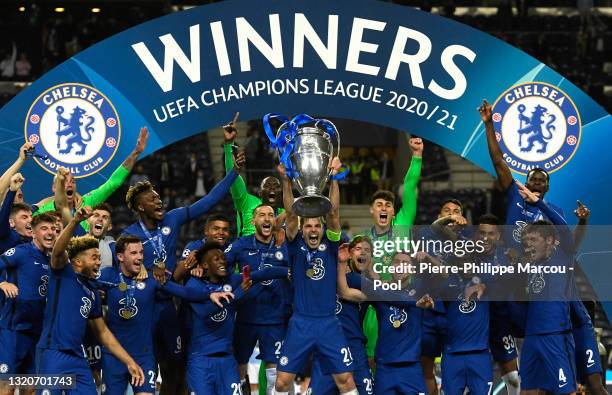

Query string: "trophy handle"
[[315, 119, 340, 175]]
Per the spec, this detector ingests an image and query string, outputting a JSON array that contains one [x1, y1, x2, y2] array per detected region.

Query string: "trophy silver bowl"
[[277, 122, 340, 217]]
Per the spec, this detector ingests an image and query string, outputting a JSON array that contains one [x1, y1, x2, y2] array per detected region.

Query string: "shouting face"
[[302, 217, 323, 249], [76, 248, 102, 279], [350, 241, 372, 273], [252, 205, 275, 240], [32, 220, 57, 252], [137, 190, 164, 221], [87, 209, 112, 238], [203, 249, 228, 280], [10, 209, 32, 238], [260, 177, 282, 207], [370, 198, 395, 230]]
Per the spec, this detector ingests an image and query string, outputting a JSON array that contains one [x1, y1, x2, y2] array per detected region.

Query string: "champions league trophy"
[[263, 113, 345, 217]]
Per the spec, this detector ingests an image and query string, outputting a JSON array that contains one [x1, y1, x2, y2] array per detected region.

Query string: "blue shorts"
[[35, 348, 97, 395], [309, 348, 373, 395], [278, 314, 352, 375], [573, 324, 603, 380], [489, 328, 518, 363], [0, 328, 37, 374], [441, 350, 493, 395], [154, 299, 183, 362], [520, 333, 577, 393], [187, 353, 240, 395], [233, 322, 286, 364], [421, 310, 446, 358], [374, 361, 426, 395], [83, 326, 103, 370], [102, 352, 156, 395]]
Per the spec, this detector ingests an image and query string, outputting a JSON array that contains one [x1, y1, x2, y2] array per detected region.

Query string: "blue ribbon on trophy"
[[263, 113, 348, 217]]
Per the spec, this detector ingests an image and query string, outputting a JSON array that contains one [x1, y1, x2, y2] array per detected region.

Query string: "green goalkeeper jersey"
[[224, 143, 283, 236], [35, 164, 130, 232]]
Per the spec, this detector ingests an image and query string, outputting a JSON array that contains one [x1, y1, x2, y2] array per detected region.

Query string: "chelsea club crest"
[[491, 82, 581, 175], [24, 83, 121, 178]]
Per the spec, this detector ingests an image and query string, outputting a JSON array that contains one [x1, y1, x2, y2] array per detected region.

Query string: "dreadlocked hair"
[[67, 236, 99, 260], [126, 181, 154, 212]]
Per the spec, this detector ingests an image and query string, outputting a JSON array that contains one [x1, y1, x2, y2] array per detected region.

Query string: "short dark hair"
[[126, 181, 154, 212], [195, 241, 224, 264], [477, 214, 500, 226], [92, 203, 113, 215], [527, 168, 550, 183], [115, 235, 142, 254], [205, 213, 230, 227], [371, 190, 395, 206], [523, 220, 557, 241], [67, 236, 99, 260], [10, 203, 31, 217], [31, 213, 57, 228], [349, 235, 373, 251], [441, 198, 463, 212], [252, 204, 274, 216]]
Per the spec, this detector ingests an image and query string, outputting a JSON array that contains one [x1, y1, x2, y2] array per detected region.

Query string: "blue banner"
[[0, 1, 610, 268]]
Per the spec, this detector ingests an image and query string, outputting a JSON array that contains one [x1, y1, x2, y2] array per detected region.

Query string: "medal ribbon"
[[139, 221, 167, 263], [118, 272, 136, 318]]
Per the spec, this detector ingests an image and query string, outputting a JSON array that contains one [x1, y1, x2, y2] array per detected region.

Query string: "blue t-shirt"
[[0, 243, 50, 332], [442, 274, 490, 354], [0, 191, 31, 254], [96, 267, 161, 358], [524, 247, 573, 336], [336, 272, 368, 350], [287, 233, 339, 317], [504, 180, 565, 250], [225, 235, 290, 325], [38, 264, 103, 355], [122, 169, 238, 273], [373, 299, 421, 364]]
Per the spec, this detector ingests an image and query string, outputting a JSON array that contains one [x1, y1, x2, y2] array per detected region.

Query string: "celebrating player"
[[181, 242, 289, 395], [224, 204, 291, 394], [0, 213, 56, 395], [274, 158, 359, 395], [223, 113, 284, 237], [36, 207, 144, 394], [0, 174, 32, 254], [122, 150, 243, 394], [35, 127, 149, 234], [480, 99, 606, 394]]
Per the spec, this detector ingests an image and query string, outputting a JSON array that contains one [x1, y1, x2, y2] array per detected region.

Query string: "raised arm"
[[0, 175, 23, 238], [250, 266, 289, 283], [394, 137, 423, 226], [54, 168, 72, 226], [0, 143, 31, 203], [337, 244, 367, 302], [185, 152, 243, 221], [88, 317, 144, 387], [479, 100, 513, 189], [51, 207, 92, 270], [222, 112, 250, 209], [326, 157, 342, 233], [573, 200, 590, 251], [120, 127, 149, 172], [279, 164, 298, 241]]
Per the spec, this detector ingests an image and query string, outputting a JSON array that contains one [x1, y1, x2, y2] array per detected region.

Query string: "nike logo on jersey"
[[516, 202, 524, 209], [587, 362, 595, 368], [558, 382, 568, 388], [34, 261, 41, 265], [248, 251, 258, 256]]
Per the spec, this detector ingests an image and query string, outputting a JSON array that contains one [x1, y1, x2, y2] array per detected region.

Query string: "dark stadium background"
[[0, 0, 610, 391]]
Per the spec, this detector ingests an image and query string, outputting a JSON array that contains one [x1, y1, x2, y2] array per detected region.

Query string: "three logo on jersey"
[[492, 82, 581, 175]]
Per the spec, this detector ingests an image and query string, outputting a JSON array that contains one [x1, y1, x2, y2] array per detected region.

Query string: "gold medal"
[[392, 320, 401, 328], [120, 310, 133, 319], [155, 260, 166, 270], [306, 269, 314, 278], [118, 282, 128, 292]]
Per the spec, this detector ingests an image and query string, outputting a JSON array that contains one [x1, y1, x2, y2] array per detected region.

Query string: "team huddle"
[[0, 101, 606, 395]]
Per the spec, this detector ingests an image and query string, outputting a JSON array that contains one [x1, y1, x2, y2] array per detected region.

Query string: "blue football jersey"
[[224, 235, 290, 325], [287, 233, 340, 317], [37, 264, 102, 355], [0, 243, 50, 332]]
